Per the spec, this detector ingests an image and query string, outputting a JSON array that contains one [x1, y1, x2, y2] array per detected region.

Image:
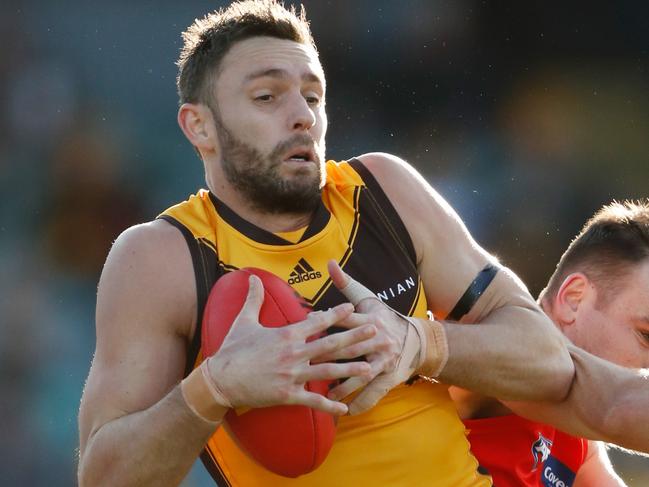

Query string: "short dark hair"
[[176, 0, 316, 107], [540, 200, 649, 307]]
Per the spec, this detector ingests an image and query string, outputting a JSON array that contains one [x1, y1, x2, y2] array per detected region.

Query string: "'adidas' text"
[[288, 271, 322, 284], [288, 258, 322, 285]]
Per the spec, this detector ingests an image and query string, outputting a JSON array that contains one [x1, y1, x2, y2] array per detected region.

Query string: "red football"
[[201, 267, 336, 478]]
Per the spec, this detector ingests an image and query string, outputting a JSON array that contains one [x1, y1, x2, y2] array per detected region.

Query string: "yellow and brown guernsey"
[[158, 159, 491, 486]]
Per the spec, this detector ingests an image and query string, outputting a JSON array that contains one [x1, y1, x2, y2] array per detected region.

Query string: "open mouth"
[[284, 147, 315, 163]]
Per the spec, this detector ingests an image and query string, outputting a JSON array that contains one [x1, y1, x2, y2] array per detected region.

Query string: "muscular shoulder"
[[98, 219, 197, 340], [357, 152, 463, 260], [356, 152, 418, 187], [357, 152, 456, 218], [109, 218, 189, 260]]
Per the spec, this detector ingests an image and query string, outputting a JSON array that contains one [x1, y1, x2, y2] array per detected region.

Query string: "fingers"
[[305, 323, 377, 361], [346, 375, 395, 415], [334, 311, 374, 330], [297, 303, 354, 337], [299, 360, 372, 383], [311, 334, 381, 363], [327, 374, 374, 402], [291, 389, 349, 416], [327, 260, 376, 305], [326, 352, 390, 400], [237, 274, 264, 323]]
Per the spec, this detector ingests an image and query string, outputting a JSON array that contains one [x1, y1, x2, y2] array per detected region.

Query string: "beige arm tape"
[[340, 274, 449, 378], [180, 357, 231, 424], [411, 319, 448, 378]]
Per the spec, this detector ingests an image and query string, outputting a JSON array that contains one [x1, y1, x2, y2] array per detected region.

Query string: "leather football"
[[201, 267, 336, 478]]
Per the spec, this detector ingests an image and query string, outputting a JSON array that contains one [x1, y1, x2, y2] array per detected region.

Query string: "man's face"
[[210, 36, 327, 214], [565, 259, 649, 369]]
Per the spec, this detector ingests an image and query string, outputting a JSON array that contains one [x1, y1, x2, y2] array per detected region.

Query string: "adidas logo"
[[288, 258, 322, 285]]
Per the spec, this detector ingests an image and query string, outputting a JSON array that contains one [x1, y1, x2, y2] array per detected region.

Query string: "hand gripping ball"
[[201, 268, 336, 477]]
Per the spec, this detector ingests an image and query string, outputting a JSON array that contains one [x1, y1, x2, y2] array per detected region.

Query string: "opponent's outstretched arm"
[[78, 220, 375, 487], [507, 345, 649, 453], [327, 153, 574, 414]]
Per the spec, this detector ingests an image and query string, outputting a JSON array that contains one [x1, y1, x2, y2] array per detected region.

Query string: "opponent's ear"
[[553, 273, 589, 330], [178, 103, 219, 154]]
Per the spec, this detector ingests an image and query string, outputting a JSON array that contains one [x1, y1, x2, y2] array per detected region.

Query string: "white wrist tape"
[[339, 278, 377, 305]]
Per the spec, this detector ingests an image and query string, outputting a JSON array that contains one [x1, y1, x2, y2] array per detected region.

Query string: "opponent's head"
[[539, 200, 649, 368], [176, 0, 326, 214]]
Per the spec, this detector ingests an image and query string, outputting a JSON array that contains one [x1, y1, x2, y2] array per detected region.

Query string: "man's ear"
[[177, 103, 219, 155], [553, 273, 590, 330]]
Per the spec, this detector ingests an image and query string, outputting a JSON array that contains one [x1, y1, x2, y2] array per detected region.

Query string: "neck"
[[207, 171, 315, 234], [228, 194, 315, 233]]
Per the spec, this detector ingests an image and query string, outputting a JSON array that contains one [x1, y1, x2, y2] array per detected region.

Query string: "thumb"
[[327, 260, 350, 290], [327, 260, 375, 306], [237, 274, 265, 322]]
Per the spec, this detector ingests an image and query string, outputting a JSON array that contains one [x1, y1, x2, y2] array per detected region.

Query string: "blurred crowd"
[[0, 1, 647, 485]]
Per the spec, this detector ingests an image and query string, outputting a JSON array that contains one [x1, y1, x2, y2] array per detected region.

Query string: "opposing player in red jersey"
[[453, 200, 649, 486]]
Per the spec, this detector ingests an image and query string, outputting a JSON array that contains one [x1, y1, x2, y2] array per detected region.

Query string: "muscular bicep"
[[358, 153, 573, 401], [356, 152, 538, 319], [413, 192, 540, 323], [78, 221, 196, 455], [413, 183, 498, 319]]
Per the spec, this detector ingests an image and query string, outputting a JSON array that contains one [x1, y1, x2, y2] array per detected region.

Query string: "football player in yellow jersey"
[[76, 1, 589, 485]]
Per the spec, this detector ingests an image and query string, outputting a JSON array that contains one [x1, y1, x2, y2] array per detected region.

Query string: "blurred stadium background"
[[1, 1, 648, 485]]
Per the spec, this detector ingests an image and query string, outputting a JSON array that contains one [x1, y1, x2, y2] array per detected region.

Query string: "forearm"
[[435, 305, 574, 401], [570, 346, 649, 452], [506, 347, 649, 452], [79, 386, 217, 487], [604, 387, 649, 452]]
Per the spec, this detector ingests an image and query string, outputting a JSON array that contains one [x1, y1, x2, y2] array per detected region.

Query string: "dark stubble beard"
[[213, 111, 325, 215]]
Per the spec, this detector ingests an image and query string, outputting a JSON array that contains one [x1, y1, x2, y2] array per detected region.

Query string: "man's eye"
[[305, 96, 320, 105], [636, 329, 649, 346], [255, 94, 273, 102]]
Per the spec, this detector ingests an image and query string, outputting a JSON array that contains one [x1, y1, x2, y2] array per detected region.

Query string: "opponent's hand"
[[205, 275, 376, 416], [326, 261, 448, 415]]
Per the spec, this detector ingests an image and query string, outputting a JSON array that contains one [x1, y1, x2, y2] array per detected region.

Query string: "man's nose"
[[288, 93, 316, 132]]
